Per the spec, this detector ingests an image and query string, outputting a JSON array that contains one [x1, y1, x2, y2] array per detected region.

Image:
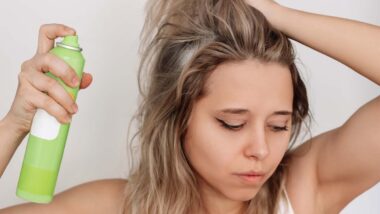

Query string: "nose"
[[243, 128, 269, 160]]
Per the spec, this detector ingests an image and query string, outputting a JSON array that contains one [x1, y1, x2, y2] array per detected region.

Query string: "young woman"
[[1, 0, 379, 213]]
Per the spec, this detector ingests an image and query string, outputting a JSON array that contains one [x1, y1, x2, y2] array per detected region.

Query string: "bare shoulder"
[[0, 178, 128, 214], [54, 178, 129, 213]]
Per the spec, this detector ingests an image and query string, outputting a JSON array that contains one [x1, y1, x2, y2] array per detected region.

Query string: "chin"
[[223, 186, 261, 202]]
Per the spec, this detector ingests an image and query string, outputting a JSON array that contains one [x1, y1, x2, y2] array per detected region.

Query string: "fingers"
[[20, 81, 74, 124], [28, 53, 80, 88], [18, 69, 78, 117], [79, 72, 93, 89], [37, 24, 76, 54], [18, 52, 93, 122], [31, 86, 73, 124], [35, 24, 92, 90], [12, 23, 88, 126], [20, 70, 78, 115]]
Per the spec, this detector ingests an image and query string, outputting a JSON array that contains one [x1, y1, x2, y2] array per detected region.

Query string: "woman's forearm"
[[0, 115, 27, 178], [263, 3, 380, 85]]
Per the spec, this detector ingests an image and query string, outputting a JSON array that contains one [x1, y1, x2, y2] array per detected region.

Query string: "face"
[[183, 59, 294, 203]]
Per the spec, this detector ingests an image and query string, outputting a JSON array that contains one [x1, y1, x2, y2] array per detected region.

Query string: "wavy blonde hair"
[[122, 0, 310, 213]]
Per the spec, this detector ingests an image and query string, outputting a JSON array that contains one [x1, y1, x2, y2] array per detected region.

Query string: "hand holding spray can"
[[16, 35, 85, 203]]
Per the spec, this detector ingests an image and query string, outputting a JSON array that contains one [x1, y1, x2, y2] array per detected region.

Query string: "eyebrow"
[[220, 108, 293, 116]]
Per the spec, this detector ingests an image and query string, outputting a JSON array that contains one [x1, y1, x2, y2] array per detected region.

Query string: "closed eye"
[[271, 126, 289, 132], [216, 118, 289, 132], [216, 118, 244, 130]]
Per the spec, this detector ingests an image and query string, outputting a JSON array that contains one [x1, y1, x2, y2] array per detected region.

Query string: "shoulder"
[[55, 178, 128, 213], [0, 178, 128, 214], [63, 178, 128, 197]]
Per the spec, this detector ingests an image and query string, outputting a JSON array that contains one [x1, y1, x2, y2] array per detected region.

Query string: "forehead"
[[201, 59, 293, 113]]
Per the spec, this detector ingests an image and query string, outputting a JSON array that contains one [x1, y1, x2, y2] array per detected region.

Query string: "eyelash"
[[216, 119, 289, 132]]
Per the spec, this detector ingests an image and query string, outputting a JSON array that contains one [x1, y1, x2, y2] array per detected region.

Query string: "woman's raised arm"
[[248, 1, 380, 213], [249, 1, 380, 85]]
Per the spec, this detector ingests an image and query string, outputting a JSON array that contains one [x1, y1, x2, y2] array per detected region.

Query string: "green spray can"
[[16, 35, 85, 203]]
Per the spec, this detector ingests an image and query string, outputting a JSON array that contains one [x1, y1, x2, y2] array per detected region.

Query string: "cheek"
[[271, 143, 287, 162], [267, 134, 290, 168], [184, 124, 259, 200], [183, 119, 236, 174]]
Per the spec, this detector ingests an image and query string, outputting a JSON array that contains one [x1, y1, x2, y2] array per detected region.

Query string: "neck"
[[201, 201, 248, 214], [197, 179, 249, 214]]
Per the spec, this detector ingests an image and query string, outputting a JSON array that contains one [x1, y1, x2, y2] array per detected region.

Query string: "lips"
[[234, 170, 265, 176], [233, 171, 266, 183]]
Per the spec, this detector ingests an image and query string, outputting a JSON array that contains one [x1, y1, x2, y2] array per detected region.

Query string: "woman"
[[1, 0, 379, 213]]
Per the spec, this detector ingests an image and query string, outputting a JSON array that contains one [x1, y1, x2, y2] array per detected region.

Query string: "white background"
[[0, 0, 379, 213]]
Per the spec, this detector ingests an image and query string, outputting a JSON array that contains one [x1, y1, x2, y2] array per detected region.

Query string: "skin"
[[251, 2, 380, 213], [183, 59, 293, 214]]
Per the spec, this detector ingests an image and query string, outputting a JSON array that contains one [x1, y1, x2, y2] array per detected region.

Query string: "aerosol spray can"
[[16, 35, 85, 203]]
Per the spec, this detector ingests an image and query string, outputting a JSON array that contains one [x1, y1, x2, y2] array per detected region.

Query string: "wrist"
[[1, 114, 29, 146], [0, 115, 27, 178]]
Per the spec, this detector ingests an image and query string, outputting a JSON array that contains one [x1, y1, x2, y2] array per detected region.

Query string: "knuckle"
[[17, 71, 26, 82], [18, 83, 31, 98], [20, 60, 31, 71], [39, 24, 49, 34], [18, 70, 31, 85]]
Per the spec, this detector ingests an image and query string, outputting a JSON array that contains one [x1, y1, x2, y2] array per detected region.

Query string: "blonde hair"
[[123, 0, 310, 213]]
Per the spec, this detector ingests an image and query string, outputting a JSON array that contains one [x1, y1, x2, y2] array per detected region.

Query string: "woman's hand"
[[4, 24, 93, 138], [246, 0, 278, 13], [245, 0, 282, 29]]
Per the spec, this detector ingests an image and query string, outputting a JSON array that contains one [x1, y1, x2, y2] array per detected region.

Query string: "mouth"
[[233, 171, 266, 183]]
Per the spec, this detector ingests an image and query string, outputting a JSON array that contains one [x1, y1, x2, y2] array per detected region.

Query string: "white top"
[[278, 189, 295, 214]]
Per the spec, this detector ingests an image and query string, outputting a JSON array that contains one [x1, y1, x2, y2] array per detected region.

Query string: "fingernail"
[[72, 77, 79, 86], [66, 27, 75, 34], [72, 103, 78, 113]]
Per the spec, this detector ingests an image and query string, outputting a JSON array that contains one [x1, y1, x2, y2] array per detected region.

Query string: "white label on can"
[[30, 109, 61, 140]]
